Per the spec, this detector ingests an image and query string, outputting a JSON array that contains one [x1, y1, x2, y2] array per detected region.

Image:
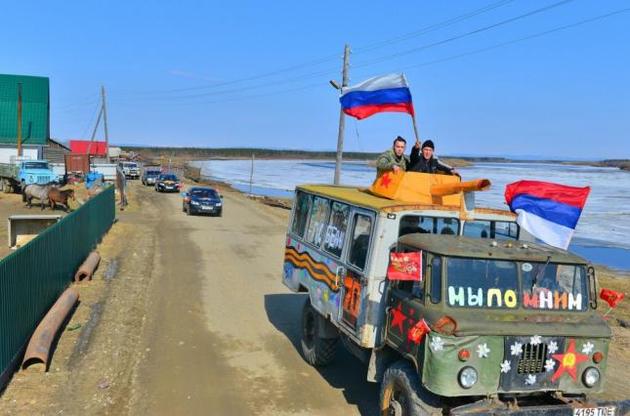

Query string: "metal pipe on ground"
[[21, 287, 79, 371], [74, 251, 101, 282]]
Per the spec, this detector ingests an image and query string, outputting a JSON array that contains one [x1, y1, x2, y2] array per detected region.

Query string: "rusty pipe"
[[22, 287, 79, 371], [430, 179, 491, 197], [74, 251, 101, 282]]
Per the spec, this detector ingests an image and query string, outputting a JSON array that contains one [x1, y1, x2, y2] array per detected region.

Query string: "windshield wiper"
[[531, 256, 552, 291]]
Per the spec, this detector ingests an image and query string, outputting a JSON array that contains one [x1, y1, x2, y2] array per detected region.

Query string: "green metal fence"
[[0, 185, 115, 387]]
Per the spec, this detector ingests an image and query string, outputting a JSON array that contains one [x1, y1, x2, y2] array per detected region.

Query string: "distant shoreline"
[[122, 146, 629, 171]]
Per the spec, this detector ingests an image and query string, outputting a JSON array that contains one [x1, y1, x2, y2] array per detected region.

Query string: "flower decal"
[[530, 335, 542, 345], [476, 343, 491, 358], [547, 340, 559, 355], [510, 341, 523, 356], [545, 358, 556, 372], [500, 360, 511, 374], [430, 336, 444, 352], [581, 342, 594, 355], [525, 374, 537, 385]]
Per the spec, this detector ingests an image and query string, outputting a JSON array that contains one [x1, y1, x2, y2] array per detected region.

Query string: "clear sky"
[[2, 0, 629, 159]]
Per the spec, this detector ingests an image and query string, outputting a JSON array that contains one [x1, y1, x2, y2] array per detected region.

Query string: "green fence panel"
[[0, 185, 115, 387]]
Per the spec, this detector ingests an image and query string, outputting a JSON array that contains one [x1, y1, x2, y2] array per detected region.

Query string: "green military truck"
[[282, 173, 629, 415]]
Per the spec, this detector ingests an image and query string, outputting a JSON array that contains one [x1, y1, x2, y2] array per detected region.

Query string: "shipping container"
[[69, 140, 107, 156], [64, 153, 90, 173]]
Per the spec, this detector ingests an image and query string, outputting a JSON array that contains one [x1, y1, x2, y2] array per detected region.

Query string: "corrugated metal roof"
[[0, 74, 49, 146]]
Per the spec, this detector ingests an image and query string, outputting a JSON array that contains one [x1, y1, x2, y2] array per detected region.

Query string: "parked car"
[[142, 168, 161, 186], [155, 173, 181, 193], [118, 161, 140, 179], [182, 187, 223, 216]]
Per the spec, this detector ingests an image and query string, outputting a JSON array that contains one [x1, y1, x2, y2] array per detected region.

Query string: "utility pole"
[[333, 44, 350, 185], [101, 85, 110, 162], [16, 82, 23, 157]]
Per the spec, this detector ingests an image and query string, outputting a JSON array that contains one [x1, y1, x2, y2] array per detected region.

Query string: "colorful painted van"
[[282, 172, 628, 415]]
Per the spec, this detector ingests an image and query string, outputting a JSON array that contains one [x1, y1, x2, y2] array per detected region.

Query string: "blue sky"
[[2, 0, 629, 159]]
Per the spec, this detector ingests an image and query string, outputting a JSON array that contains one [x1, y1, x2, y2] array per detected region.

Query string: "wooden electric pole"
[[16, 82, 23, 157], [333, 44, 350, 185], [101, 85, 110, 162]]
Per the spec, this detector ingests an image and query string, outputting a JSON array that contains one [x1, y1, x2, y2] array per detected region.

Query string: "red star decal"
[[551, 339, 589, 382], [380, 173, 392, 188], [390, 303, 406, 334]]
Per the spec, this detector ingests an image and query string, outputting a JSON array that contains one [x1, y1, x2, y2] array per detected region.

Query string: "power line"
[[351, 0, 577, 70], [135, 7, 629, 106], [118, 0, 516, 97], [117, 0, 576, 103]]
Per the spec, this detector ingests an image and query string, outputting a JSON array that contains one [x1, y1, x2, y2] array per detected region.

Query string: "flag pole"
[[411, 113, 420, 146]]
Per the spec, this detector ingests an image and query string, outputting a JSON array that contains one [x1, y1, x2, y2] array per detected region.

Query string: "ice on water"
[[197, 160, 630, 251]]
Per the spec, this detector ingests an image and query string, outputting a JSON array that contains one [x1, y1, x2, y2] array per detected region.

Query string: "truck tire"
[[379, 361, 442, 416], [300, 299, 338, 366]]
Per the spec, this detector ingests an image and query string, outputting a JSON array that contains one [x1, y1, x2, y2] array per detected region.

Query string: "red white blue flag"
[[505, 180, 590, 250], [340, 74, 414, 120]]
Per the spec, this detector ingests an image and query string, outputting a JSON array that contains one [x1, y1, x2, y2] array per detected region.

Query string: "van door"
[[338, 210, 375, 332], [384, 250, 430, 356]]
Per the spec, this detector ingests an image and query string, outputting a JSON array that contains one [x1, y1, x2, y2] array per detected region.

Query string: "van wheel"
[[301, 299, 338, 366], [380, 361, 442, 416]]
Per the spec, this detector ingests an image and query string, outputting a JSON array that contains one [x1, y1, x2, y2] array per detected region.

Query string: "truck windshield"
[[446, 257, 519, 309], [463, 220, 518, 240], [521, 262, 587, 311], [23, 162, 49, 170]]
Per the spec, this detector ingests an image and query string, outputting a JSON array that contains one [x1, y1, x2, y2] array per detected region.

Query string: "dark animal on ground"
[[22, 184, 52, 210], [49, 188, 75, 212]]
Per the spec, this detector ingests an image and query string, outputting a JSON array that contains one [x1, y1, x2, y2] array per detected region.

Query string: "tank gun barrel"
[[430, 179, 491, 197]]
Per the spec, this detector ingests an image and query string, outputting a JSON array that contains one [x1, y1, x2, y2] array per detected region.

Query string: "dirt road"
[[129, 184, 377, 415]]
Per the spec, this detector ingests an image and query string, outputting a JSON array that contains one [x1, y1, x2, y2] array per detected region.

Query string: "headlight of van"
[[458, 366, 478, 389], [583, 367, 600, 388], [215, 202, 222, 207], [190, 200, 200, 206]]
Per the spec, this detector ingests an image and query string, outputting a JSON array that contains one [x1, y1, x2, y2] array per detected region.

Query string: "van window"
[[291, 192, 312, 238], [463, 220, 518, 240], [323, 202, 350, 257], [305, 197, 330, 247], [348, 214, 372, 270], [399, 215, 460, 236]]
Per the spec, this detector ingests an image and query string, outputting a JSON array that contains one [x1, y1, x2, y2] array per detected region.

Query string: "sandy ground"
[[0, 180, 628, 415]]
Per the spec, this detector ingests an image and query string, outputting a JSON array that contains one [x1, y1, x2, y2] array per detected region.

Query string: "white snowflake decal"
[[530, 335, 542, 345], [547, 340, 558, 355], [476, 343, 491, 358], [430, 336, 444, 352], [525, 374, 537, 385], [500, 360, 512, 374], [582, 342, 594, 355], [545, 359, 556, 372], [510, 341, 523, 356]]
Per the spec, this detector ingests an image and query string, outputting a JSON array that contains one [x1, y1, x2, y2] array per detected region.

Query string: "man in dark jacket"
[[408, 139, 457, 175]]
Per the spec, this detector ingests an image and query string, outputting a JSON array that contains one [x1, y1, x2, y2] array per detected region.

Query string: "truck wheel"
[[301, 299, 338, 366], [380, 361, 442, 416]]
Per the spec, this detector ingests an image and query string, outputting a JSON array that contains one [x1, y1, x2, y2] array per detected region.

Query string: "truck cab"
[[282, 171, 627, 415], [118, 161, 140, 179], [18, 160, 57, 185]]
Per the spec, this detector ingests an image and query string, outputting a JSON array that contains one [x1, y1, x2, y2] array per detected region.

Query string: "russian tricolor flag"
[[505, 180, 590, 250], [339, 74, 414, 120]]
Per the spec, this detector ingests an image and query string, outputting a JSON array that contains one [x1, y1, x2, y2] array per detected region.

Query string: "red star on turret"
[[390, 303, 406, 334], [550, 339, 589, 382], [380, 173, 393, 188]]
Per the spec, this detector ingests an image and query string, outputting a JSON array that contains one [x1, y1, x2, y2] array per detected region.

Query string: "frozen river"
[[196, 159, 630, 270]]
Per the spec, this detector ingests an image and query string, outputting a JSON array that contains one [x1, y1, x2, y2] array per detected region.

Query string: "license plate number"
[[201, 206, 212, 210], [573, 407, 615, 416]]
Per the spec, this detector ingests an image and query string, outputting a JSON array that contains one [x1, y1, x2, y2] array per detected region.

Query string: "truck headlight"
[[458, 366, 478, 389], [582, 367, 600, 388]]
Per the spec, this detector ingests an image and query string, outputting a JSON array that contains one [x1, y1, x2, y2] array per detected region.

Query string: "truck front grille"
[[37, 176, 52, 184], [517, 343, 548, 374]]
